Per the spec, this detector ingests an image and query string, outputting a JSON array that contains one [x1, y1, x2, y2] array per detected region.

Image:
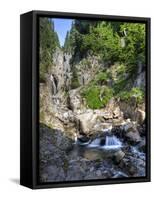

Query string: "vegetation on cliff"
[[39, 18, 145, 109], [39, 18, 60, 82]]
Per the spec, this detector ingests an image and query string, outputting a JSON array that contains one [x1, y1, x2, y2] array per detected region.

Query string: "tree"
[[39, 18, 60, 82]]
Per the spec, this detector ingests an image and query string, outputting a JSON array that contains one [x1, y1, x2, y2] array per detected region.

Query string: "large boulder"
[[125, 130, 141, 143], [75, 110, 97, 135], [113, 150, 125, 163]]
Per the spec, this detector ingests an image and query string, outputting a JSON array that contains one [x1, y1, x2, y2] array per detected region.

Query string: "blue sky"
[[52, 18, 73, 47]]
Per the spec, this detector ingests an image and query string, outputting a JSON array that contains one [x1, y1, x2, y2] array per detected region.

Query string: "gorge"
[[39, 18, 146, 182]]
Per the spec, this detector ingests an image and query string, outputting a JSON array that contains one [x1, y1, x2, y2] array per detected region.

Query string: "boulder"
[[113, 150, 125, 163], [125, 130, 141, 143], [75, 110, 97, 134], [103, 112, 113, 120], [113, 107, 122, 118]]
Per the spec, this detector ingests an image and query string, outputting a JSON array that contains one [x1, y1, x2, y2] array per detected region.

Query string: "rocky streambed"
[[39, 121, 146, 182]]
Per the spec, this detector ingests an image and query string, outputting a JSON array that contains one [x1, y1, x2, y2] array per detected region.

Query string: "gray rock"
[[114, 150, 125, 163], [126, 130, 141, 143]]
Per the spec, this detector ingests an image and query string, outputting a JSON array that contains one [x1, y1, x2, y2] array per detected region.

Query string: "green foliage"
[[39, 18, 60, 82], [80, 22, 120, 62], [92, 71, 110, 85], [111, 64, 130, 93], [100, 86, 113, 107], [64, 20, 145, 81], [81, 86, 102, 109], [39, 18, 145, 109], [118, 87, 144, 104], [119, 23, 145, 74], [81, 85, 113, 109]]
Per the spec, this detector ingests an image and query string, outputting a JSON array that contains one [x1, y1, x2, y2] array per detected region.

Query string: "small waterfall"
[[87, 135, 122, 149], [103, 135, 122, 149], [50, 75, 57, 95], [74, 133, 78, 144], [88, 138, 100, 148]]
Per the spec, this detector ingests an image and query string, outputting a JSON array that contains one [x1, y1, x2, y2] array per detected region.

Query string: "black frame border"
[[21, 10, 151, 189]]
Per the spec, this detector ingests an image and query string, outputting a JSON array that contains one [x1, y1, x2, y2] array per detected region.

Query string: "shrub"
[[81, 86, 102, 109], [81, 85, 113, 109], [100, 86, 113, 107], [118, 87, 144, 104], [95, 72, 109, 85]]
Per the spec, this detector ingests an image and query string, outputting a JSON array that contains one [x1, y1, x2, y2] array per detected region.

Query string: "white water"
[[88, 138, 100, 148], [131, 146, 145, 160], [87, 135, 122, 149], [103, 136, 122, 149]]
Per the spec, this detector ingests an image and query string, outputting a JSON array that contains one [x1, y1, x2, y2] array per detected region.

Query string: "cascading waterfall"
[[50, 75, 57, 95], [88, 138, 100, 148], [103, 135, 122, 149], [87, 135, 122, 149]]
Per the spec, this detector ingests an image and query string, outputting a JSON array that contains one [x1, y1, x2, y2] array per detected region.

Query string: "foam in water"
[[88, 138, 100, 148], [103, 135, 122, 149], [88, 135, 122, 149]]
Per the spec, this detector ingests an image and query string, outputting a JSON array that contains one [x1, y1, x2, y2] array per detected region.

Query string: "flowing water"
[[84, 135, 122, 149], [71, 135, 123, 161]]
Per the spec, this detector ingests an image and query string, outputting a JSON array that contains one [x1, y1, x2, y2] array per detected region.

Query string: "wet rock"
[[112, 171, 128, 178], [125, 130, 141, 143], [138, 138, 146, 153], [75, 110, 97, 135], [119, 155, 145, 177], [113, 150, 125, 163]]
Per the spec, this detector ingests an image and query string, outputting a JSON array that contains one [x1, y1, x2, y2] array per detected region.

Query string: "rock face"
[[75, 55, 102, 86], [125, 130, 141, 143], [39, 48, 146, 182], [68, 89, 83, 111]]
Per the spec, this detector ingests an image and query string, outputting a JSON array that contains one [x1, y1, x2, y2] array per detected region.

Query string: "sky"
[[52, 18, 73, 47]]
